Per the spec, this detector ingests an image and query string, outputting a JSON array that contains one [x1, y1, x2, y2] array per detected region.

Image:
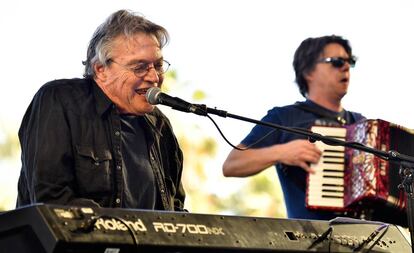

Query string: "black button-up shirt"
[[16, 78, 185, 211]]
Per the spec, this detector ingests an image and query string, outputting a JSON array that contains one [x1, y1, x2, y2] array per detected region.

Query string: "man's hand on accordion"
[[278, 139, 322, 173]]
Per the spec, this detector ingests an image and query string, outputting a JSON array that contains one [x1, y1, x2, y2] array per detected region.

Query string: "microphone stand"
[[195, 104, 414, 251]]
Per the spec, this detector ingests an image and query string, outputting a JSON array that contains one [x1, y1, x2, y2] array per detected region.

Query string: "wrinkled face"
[[306, 43, 352, 101], [94, 33, 164, 115]]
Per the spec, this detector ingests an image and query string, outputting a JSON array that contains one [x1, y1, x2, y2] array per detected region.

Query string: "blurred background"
[[1, 0, 414, 219]]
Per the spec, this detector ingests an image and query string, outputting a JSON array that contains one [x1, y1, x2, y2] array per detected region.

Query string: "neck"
[[307, 96, 342, 112]]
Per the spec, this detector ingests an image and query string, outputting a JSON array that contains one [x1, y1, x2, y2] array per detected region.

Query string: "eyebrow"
[[126, 57, 164, 66]]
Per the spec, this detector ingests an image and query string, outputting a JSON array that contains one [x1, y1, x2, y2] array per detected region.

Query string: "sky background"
[[1, 0, 414, 211]]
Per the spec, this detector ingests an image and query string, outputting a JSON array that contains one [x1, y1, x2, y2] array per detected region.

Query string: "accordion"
[[306, 119, 414, 212]]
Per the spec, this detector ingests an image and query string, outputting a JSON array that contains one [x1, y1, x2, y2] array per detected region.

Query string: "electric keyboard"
[[0, 204, 411, 252]]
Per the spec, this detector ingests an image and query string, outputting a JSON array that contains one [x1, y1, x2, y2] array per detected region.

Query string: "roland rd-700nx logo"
[[93, 218, 225, 235]]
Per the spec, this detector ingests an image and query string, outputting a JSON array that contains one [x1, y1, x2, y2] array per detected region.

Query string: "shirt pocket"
[[75, 145, 113, 194]]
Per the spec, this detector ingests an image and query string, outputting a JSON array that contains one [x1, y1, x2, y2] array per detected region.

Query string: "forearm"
[[222, 144, 282, 177]]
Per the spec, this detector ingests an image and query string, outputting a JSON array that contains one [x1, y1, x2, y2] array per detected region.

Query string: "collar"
[[303, 99, 346, 117], [91, 79, 163, 136], [92, 78, 114, 117]]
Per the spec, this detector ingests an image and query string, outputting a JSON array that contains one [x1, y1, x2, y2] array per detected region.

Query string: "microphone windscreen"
[[145, 87, 161, 105]]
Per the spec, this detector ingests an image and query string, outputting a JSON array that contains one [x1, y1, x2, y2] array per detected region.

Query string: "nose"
[[144, 65, 160, 83], [340, 62, 350, 71]]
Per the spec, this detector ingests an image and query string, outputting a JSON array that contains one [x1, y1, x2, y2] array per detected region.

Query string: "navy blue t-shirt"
[[241, 100, 365, 220]]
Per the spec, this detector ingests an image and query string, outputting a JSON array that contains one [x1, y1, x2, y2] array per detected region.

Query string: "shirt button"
[[117, 165, 121, 170], [115, 198, 121, 204], [115, 131, 120, 136]]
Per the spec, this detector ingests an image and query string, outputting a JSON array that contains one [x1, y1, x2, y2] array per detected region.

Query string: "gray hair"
[[83, 9, 169, 78]]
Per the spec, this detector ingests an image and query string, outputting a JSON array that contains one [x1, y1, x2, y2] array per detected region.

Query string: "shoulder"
[[346, 110, 366, 122], [27, 78, 99, 117], [35, 78, 91, 98], [34, 78, 93, 103], [351, 111, 365, 120], [38, 78, 91, 92], [264, 102, 307, 119]]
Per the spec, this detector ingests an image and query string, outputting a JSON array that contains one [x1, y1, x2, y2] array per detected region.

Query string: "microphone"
[[145, 87, 206, 115], [145, 87, 228, 117]]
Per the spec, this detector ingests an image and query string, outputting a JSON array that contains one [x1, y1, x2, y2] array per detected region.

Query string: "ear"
[[304, 70, 314, 83], [94, 63, 107, 82]]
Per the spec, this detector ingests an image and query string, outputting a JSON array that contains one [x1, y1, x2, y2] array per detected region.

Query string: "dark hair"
[[83, 9, 169, 78], [293, 35, 352, 98]]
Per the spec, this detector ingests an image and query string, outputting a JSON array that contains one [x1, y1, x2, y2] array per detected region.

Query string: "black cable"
[[71, 214, 140, 250], [353, 223, 390, 252], [206, 113, 393, 163], [307, 226, 333, 251], [206, 114, 277, 151], [365, 224, 390, 252]]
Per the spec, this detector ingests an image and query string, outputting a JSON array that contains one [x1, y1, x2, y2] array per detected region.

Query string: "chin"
[[338, 92, 347, 100]]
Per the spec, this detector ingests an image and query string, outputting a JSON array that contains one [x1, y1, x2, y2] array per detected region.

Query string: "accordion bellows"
[[306, 119, 414, 212]]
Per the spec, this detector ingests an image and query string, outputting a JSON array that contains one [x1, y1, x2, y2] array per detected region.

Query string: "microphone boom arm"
[[147, 86, 414, 249]]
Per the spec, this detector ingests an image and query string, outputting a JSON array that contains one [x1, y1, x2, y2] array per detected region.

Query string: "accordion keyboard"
[[307, 126, 347, 209]]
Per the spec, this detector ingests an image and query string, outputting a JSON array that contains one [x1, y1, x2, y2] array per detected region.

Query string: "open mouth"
[[135, 87, 150, 95], [340, 77, 349, 83]]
